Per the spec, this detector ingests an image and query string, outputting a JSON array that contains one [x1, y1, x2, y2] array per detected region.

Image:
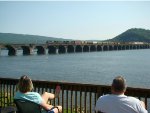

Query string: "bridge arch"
[[48, 46, 56, 54], [129, 45, 133, 50], [97, 45, 102, 51], [58, 45, 66, 53], [109, 45, 114, 51], [114, 45, 118, 50], [67, 45, 74, 53], [103, 45, 109, 51], [143, 45, 148, 49], [21, 46, 31, 55], [118, 45, 122, 50], [132, 45, 137, 49], [83, 45, 89, 52], [140, 45, 144, 49], [5, 45, 16, 56], [90, 45, 96, 52], [76, 45, 82, 52], [126, 45, 130, 50], [36, 46, 46, 55], [122, 45, 126, 50], [136, 45, 140, 49]]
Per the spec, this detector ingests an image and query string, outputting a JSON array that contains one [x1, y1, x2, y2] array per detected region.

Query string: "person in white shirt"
[[95, 76, 148, 113]]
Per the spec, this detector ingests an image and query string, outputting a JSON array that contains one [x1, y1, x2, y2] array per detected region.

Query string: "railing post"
[[71, 85, 73, 113], [84, 86, 87, 113], [66, 86, 68, 113], [89, 91, 92, 113], [79, 87, 82, 113], [75, 87, 77, 113], [61, 85, 64, 113], [97, 86, 103, 99]]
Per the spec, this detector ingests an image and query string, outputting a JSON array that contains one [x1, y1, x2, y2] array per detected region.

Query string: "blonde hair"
[[18, 75, 33, 93]]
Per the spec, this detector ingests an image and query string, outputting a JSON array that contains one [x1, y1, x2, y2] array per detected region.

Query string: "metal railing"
[[0, 77, 150, 113]]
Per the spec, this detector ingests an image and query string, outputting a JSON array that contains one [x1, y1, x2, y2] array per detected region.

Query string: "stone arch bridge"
[[0, 43, 150, 56]]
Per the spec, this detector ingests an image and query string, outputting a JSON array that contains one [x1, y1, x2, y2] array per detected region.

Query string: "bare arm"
[[41, 92, 55, 102], [140, 101, 146, 109], [40, 101, 54, 110], [41, 91, 62, 112]]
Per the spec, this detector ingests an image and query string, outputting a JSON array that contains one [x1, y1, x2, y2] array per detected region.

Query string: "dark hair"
[[18, 75, 33, 93], [111, 76, 127, 92]]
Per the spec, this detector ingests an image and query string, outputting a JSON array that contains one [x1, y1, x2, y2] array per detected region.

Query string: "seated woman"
[[14, 75, 62, 113]]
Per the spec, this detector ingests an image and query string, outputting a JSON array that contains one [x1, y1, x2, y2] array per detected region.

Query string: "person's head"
[[18, 75, 33, 93], [111, 76, 127, 94]]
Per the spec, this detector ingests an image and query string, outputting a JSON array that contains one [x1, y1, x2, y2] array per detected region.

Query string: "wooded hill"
[[1, 28, 150, 44], [0, 33, 70, 44], [108, 28, 150, 42]]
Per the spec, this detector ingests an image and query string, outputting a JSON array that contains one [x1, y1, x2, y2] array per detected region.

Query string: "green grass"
[[63, 109, 75, 113]]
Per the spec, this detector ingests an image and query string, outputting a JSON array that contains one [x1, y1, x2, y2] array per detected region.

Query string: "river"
[[0, 49, 150, 89]]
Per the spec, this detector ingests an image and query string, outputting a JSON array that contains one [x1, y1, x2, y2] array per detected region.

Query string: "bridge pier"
[[73, 46, 76, 53], [95, 45, 97, 51], [89, 46, 91, 52], [56, 48, 59, 54], [65, 46, 68, 53], [101, 46, 104, 51], [81, 46, 84, 52], [130, 45, 133, 50]]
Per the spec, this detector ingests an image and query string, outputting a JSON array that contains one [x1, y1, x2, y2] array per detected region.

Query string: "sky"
[[0, 1, 150, 40]]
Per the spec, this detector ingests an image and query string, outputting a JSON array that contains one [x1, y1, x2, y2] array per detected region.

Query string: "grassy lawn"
[[63, 109, 76, 113]]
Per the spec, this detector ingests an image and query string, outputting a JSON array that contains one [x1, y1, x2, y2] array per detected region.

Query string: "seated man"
[[95, 76, 148, 113], [14, 75, 62, 113]]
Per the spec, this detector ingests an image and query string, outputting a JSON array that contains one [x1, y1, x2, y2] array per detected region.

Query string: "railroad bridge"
[[0, 43, 150, 56]]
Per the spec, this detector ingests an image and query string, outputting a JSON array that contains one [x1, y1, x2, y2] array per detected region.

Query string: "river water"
[[0, 49, 150, 89]]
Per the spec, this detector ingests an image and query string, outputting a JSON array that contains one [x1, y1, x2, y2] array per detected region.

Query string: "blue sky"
[[0, 1, 150, 40]]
